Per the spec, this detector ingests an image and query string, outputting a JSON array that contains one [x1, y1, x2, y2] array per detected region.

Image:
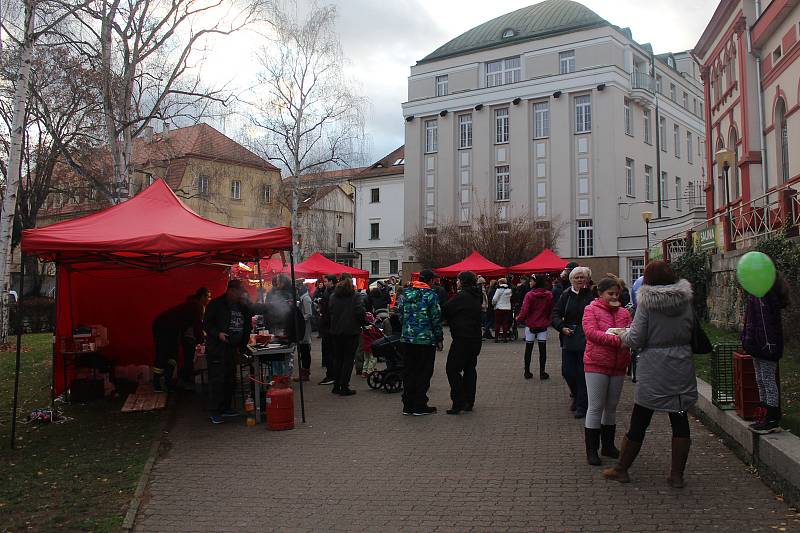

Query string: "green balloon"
[[736, 251, 776, 297]]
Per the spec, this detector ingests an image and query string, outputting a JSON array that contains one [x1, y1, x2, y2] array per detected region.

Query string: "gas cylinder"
[[266, 376, 294, 430]]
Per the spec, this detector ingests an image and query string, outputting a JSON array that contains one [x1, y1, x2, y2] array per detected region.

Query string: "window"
[[693, 98, 698, 115], [773, 46, 782, 63], [502, 28, 515, 39], [495, 165, 510, 201], [729, 129, 741, 198], [198, 175, 209, 195], [676, 176, 682, 210], [674, 124, 681, 158], [389, 259, 398, 274], [230, 180, 241, 200], [370, 187, 380, 203], [262, 184, 271, 204], [575, 95, 591, 133], [660, 171, 668, 208], [459, 114, 473, 148], [559, 50, 575, 74], [624, 98, 633, 136], [145, 173, 154, 186], [371, 260, 380, 275], [424, 119, 438, 153], [687, 132, 693, 164], [645, 165, 653, 202], [670, 83, 676, 101], [486, 56, 520, 87], [625, 158, 635, 197], [336, 233, 342, 247], [630, 258, 645, 283], [656, 74, 663, 94], [777, 98, 789, 183], [643, 109, 651, 144], [435, 75, 448, 97], [495, 108, 509, 143], [577, 219, 594, 257], [533, 102, 549, 138], [659, 117, 667, 152], [370, 222, 380, 240], [682, 91, 688, 109], [393, 158, 405, 165]]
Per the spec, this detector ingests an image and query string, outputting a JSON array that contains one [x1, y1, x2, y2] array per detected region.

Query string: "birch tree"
[[0, 0, 88, 344], [70, 0, 267, 203], [249, 1, 367, 259]]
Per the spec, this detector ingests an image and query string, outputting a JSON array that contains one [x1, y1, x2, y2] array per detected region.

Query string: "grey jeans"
[[585, 372, 625, 429]]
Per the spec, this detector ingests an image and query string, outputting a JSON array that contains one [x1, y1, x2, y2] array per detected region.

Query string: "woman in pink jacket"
[[581, 277, 632, 466]]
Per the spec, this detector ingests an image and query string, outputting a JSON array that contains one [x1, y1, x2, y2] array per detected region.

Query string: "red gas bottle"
[[266, 376, 294, 430]]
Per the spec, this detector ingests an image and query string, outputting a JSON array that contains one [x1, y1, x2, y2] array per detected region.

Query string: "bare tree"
[[248, 1, 367, 259], [66, 0, 267, 203], [405, 206, 565, 270], [0, 0, 90, 344]]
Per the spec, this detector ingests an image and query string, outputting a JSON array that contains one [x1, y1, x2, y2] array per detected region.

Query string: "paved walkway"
[[134, 335, 800, 532]]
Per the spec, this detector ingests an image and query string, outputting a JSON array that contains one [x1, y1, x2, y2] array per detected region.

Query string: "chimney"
[[143, 126, 153, 142]]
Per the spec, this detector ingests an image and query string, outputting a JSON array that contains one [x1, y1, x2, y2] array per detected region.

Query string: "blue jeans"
[[562, 349, 588, 413]]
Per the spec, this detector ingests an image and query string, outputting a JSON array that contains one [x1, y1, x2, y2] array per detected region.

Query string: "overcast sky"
[[206, 0, 719, 167]]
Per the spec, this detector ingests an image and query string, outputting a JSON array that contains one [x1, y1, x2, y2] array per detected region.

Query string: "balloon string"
[[758, 298, 776, 354]]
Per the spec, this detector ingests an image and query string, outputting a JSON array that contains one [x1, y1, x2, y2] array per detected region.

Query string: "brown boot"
[[667, 437, 691, 488], [602, 436, 642, 483]]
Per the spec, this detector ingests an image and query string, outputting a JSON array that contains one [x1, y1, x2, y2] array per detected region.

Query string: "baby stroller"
[[366, 332, 404, 393]]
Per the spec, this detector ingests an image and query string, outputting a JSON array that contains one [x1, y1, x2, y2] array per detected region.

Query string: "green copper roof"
[[419, 0, 609, 64]]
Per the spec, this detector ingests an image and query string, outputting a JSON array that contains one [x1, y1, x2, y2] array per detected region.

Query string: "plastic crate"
[[733, 352, 761, 420], [710, 341, 739, 410]]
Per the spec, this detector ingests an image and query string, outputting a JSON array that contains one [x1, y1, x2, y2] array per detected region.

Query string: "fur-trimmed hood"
[[635, 279, 693, 316]]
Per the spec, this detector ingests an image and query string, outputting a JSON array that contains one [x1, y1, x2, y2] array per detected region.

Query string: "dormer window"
[[502, 28, 515, 39], [393, 158, 405, 165]]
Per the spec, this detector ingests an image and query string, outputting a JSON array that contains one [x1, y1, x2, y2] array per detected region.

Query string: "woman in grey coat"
[[603, 261, 696, 488]]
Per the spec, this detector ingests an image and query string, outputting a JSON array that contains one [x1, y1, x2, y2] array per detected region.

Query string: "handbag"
[[691, 311, 713, 354]]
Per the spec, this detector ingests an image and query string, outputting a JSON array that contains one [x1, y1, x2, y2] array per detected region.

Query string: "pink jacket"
[[582, 298, 632, 376], [517, 288, 554, 330]]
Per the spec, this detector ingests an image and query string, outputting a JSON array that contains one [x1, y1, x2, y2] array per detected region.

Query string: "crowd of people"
[[148, 255, 789, 487]]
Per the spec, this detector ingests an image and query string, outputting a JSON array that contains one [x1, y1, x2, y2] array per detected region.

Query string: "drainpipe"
[[651, 48, 663, 219], [749, 3, 769, 196]]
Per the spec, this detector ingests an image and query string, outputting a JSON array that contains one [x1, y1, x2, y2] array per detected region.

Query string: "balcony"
[[629, 72, 655, 106]]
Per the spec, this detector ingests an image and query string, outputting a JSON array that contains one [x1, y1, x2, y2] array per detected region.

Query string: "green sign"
[[697, 226, 717, 251], [649, 245, 663, 260]]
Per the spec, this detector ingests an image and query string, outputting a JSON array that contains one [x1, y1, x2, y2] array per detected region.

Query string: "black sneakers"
[[412, 406, 437, 416]]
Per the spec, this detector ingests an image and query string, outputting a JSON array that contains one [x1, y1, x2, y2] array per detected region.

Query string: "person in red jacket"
[[581, 277, 632, 466], [516, 275, 554, 380]]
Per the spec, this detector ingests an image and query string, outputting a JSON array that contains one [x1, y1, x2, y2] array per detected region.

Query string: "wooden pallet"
[[121, 385, 167, 412]]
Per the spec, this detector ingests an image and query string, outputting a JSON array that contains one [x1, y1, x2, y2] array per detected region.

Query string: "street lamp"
[[642, 211, 653, 264]]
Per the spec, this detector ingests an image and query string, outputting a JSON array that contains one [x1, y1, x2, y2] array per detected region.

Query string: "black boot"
[[750, 405, 782, 434], [600, 425, 620, 458], [538, 341, 549, 379], [585, 428, 602, 466], [524, 343, 534, 379]]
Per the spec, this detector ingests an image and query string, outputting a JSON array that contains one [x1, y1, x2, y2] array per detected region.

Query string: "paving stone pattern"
[[134, 335, 800, 532]]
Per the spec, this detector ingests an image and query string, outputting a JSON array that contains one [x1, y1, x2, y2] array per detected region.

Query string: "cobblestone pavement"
[[134, 335, 800, 533]]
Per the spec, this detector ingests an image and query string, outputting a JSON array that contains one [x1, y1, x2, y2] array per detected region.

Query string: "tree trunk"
[[0, 1, 36, 345]]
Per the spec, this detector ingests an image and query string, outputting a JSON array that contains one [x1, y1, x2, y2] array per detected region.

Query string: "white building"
[[402, 0, 706, 281], [352, 146, 406, 280]]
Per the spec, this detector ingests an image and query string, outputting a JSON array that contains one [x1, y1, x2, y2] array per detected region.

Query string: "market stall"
[[289, 252, 370, 288], [433, 251, 507, 278], [508, 248, 568, 275], [13, 180, 295, 445]]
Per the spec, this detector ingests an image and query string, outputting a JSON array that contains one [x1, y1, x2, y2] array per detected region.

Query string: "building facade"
[[42, 123, 288, 230], [694, 0, 800, 253], [296, 184, 356, 264], [352, 146, 406, 281], [402, 0, 706, 281]]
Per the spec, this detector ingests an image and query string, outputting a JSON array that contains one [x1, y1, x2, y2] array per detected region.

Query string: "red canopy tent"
[[433, 251, 507, 278], [508, 248, 568, 274], [21, 180, 293, 397], [287, 252, 369, 283]]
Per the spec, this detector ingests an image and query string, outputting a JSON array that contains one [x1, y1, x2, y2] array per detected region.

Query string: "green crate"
[[710, 341, 739, 410]]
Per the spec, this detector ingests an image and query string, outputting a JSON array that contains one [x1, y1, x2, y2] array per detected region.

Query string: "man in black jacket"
[[441, 271, 484, 415], [317, 275, 337, 385], [204, 279, 251, 424]]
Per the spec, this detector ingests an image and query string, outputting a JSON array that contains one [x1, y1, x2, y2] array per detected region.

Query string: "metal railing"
[[630, 71, 655, 92]]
